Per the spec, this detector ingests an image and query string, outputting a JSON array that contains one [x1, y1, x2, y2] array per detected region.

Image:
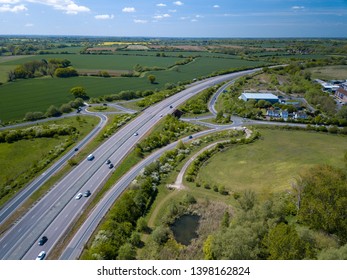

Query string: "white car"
[[134, 132, 138, 136], [87, 154, 94, 161], [36, 251, 46, 260], [75, 193, 83, 200]]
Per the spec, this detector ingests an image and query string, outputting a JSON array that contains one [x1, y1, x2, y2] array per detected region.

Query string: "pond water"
[[171, 214, 200, 246]]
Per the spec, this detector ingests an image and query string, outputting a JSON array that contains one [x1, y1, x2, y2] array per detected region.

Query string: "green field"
[[146, 57, 266, 85], [197, 129, 347, 194], [0, 55, 267, 122], [309, 65, 347, 80], [1, 54, 180, 70], [0, 115, 99, 205], [0, 65, 14, 83]]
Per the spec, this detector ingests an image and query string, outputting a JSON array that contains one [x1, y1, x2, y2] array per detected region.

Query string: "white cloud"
[[0, 4, 27, 12], [27, 0, 90, 14], [156, 3, 166, 7], [292, 6, 305, 10], [95, 14, 114, 20], [191, 19, 197, 22], [153, 13, 170, 19], [134, 19, 147, 24], [0, 0, 20, 3], [122, 7, 135, 13], [173, 1, 183, 6], [213, 5, 220, 8], [25, 22, 34, 26], [195, 14, 203, 18], [169, 9, 176, 13]]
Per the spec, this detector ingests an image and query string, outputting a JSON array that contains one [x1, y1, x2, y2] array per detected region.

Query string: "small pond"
[[170, 214, 200, 246]]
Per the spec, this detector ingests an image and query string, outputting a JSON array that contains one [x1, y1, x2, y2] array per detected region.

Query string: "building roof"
[[337, 87, 347, 97], [241, 93, 279, 99]]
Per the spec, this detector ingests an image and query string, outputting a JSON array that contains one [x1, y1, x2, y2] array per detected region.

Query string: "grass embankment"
[[197, 128, 347, 195], [0, 116, 99, 206]]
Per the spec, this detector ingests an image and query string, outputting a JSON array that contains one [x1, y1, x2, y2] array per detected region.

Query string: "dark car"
[[169, 105, 173, 108], [74, 147, 79, 151], [84, 190, 91, 197], [106, 159, 111, 164], [188, 135, 193, 139], [38, 236, 48, 246], [109, 163, 114, 169]]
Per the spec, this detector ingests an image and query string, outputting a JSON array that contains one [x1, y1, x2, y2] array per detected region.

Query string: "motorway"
[[0, 68, 261, 260]]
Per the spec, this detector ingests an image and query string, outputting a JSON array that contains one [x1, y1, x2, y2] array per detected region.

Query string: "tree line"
[[24, 98, 84, 122], [0, 124, 77, 144], [7, 58, 78, 81]]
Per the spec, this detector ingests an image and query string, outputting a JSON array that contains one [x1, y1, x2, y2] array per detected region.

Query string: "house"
[[266, 109, 280, 118], [294, 111, 308, 120], [335, 83, 347, 103], [280, 110, 289, 120], [239, 93, 279, 104]]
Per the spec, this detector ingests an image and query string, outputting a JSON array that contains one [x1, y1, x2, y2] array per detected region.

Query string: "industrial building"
[[239, 93, 279, 103]]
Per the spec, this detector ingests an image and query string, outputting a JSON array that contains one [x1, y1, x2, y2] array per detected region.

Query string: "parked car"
[[75, 193, 83, 200], [84, 190, 91, 197], [36, 251, 46, 260], [38, 236, 48, 246]]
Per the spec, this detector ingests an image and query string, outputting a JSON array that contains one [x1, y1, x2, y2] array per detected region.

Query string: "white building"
[[239, 93, 279, 103]]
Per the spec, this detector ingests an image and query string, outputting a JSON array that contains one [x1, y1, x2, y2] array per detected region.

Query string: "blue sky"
[[0, 0, 346, 37]]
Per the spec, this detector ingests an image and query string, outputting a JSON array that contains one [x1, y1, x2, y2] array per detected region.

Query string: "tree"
[[265, 223, 308, 260], [60, 103, 72, 113], [221, 211, 230, 228], [318, 244, 347, 260], [45, 105, 61, 117], [337, 106, 347, 121], [203, 235, 214, 260], [148, 75, 156, 84], [54, 67, 78, 78], [211, 224, 261, 259], [24, 111, 44, 121], [136, 217, 149, 233], [117, 243, 136, 260], [216, 110, 224, 121], [152, 225, 170, 245], [70, 86, 87, 99], [298, 165, 347, 242], [238, 189, 256, 211]]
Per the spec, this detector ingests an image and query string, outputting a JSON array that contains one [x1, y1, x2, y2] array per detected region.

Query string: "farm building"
[[335, 83, 347, 103], [239, 93, 279, 103]]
